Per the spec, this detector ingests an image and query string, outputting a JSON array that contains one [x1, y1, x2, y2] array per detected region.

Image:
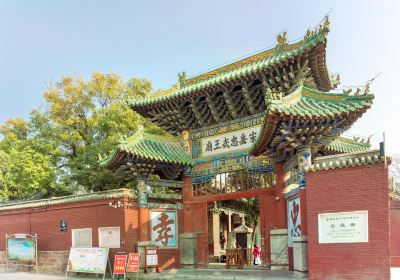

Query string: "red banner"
[[126, 253, 140, 272], [113, 254, 127, 275]]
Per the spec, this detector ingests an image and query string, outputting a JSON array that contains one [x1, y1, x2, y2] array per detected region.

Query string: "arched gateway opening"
[[191, 169, 276, 268], [100, 16, 389, 277]]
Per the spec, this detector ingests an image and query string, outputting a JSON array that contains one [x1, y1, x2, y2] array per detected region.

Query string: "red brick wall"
[[0, 198, 183, 270], [0, 200, 125, 251], [390, 200, 400, 267], [0, 213, 31, 245], [306, 163, 390, 280]]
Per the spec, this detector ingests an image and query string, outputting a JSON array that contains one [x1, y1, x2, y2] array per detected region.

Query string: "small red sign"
[[113, 254, 127, 275], [126, 253, 140, 272]]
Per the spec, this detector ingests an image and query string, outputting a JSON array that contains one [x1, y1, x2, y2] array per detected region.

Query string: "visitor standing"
[[252, 245, 261, 265]]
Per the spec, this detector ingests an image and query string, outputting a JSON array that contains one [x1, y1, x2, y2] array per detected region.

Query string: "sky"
[[0, 0, 399, 155]]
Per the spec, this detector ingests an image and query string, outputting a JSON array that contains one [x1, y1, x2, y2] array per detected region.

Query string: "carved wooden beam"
[[190, 97, 210, 126], [223, 88, 238, 119], [242, 82, 256, 114], [205, 91, 221, 123]]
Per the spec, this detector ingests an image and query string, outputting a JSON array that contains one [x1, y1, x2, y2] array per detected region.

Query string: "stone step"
[[204, 263, 269, 270], [173, 269, 297, 279]]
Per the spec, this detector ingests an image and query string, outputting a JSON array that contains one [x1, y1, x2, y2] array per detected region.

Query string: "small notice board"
[[6, 233, 38, 273], [144, 246, 159, 273]]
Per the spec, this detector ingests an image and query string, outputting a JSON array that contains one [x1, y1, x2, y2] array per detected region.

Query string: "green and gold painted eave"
[[250, 84, 374, 156], [99, 126, 194, 169], [269, 85, 374, 118], [128, 26, 329, 109]]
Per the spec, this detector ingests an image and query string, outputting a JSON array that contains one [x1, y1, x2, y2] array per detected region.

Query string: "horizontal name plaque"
[[201, 126, 261, 157], [318, 210, 368, 243]]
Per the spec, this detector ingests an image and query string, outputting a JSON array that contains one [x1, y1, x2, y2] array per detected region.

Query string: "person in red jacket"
[[252, 245, 261, 265]]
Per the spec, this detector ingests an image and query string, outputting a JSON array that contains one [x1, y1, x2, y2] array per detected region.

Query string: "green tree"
[[0, 118, 56, 199], [0, 72, 161, 199]]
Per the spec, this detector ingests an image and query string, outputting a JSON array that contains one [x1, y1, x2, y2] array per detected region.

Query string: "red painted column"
[[139, 208, 150, 242], [274, 162, 287, 228], [259, 195, 277, 265], [259, 162, 288, 266], [183, 176, 194, 233], [182, 175, 209, 266], [137, 178, 150, 242]]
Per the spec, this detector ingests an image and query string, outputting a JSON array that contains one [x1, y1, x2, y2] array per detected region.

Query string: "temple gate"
[[100, 16, 392, 278]]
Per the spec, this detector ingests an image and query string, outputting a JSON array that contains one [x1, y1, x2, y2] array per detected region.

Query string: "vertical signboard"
[[112, 254, 127, 279], [150, 210, 178, 247], [126, 253, 140, 273], [287, 196, 301, 247]]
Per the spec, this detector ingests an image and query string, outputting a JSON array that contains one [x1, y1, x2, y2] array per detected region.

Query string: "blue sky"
[[0, 0, 399, 154]]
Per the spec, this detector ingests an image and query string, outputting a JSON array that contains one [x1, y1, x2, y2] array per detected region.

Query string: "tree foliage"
[[0, 73, 161, 200]]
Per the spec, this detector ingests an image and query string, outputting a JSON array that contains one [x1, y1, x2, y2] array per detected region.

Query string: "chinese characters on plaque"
[[98, 227, 120, 248], [72, 228, 92, 247], [150, 211, 177, 247], [201, 126, 261, 157], [318, 210, 368, 243]]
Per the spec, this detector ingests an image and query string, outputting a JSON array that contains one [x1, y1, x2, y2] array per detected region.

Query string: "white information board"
[[146, 254, 158, 266], [318, 210, 368, 243], [72, 228, 92, 247], [98, 227, 120, 249], [67, 247, 109, 274]]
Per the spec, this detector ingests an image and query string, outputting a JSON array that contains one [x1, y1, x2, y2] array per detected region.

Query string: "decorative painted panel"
[[287, 196, 301, 247], [150, 210, 178, 248]]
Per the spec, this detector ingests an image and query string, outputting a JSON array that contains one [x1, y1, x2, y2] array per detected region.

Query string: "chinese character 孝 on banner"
[[152, 213, 174, 246]]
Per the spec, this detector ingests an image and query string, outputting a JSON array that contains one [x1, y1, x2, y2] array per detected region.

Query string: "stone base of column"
[[293, 235, 308, 278], [180, 233, 197, 268], [270, 229, 289, 270]]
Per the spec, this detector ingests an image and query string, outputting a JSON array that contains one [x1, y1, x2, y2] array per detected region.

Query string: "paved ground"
[[0, 266, 299, 280]]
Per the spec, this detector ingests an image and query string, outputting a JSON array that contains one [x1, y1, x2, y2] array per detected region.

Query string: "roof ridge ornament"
[[179, 129, 191, 155], [276, 31, 288, 53], [304, 15, 330, 42], [364, 81, 371, 95], [177, 71, 187, 89], [330, 73, 341, 89], [321, 15, 330, 32]]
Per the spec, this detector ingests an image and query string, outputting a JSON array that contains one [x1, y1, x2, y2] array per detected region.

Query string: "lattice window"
[[193, 171, 276, 197]]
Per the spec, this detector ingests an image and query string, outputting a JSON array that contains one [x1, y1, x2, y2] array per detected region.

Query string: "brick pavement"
[[0, 266, 299, 279]]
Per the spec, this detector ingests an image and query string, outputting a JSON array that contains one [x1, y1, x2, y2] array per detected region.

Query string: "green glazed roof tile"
[[128, 27, 329, 109], [0, 189, 136, 211], [323, 136, 371, 154], [268, 85, 374, 118], [99, 126, 193, 168], [250, 83, 375, 156]]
